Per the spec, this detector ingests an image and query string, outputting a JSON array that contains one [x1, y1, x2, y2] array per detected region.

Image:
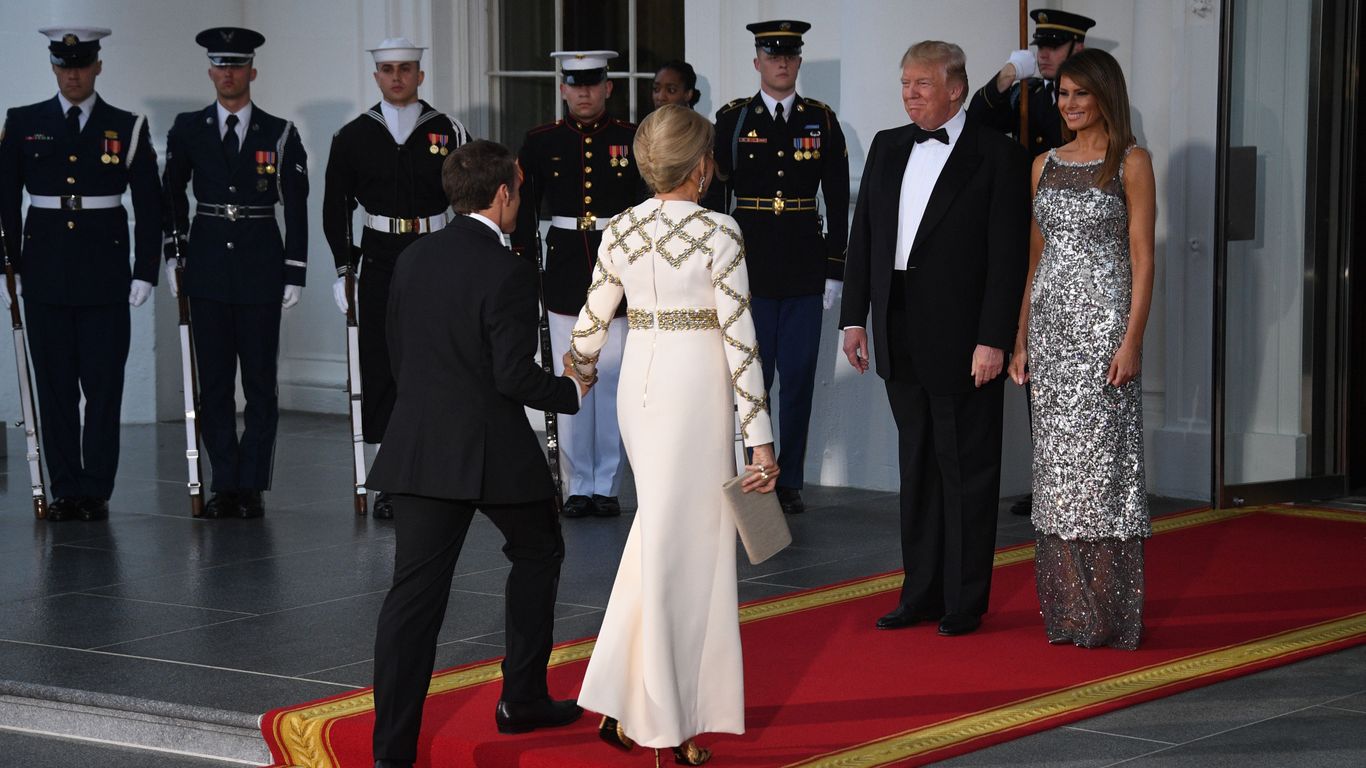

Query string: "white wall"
[[1, 0, 1220, 501]]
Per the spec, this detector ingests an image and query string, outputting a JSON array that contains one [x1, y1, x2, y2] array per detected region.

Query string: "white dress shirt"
[[380, 100, 422, 144], [57, 92, 94, 131], [894, 108, 967, 271], [216, 101, 252, 148], [759, 90, 796, 122]]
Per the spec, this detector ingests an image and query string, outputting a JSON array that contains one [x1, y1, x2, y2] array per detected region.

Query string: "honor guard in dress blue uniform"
[[968, 8, 1096, 156], [512, 51, 645, 518], [0, 27, 162, 522], [161, 28, 309, 520], [713, 20, 850, 515], [322, 37, 471, 520]]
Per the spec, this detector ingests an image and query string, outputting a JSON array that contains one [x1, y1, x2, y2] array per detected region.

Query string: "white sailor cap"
[[550, 50, 618, 85], [39, 27, 111, 68], [368, 37, 427, 64]]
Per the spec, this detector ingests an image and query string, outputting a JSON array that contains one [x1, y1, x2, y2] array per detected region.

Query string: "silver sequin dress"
[[1028, 147, 1149, 650]]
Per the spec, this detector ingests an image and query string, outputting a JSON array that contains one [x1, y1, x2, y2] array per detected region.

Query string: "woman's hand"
[[1008, 348, 1029, 386], [742, 444, 779, 494], [1107, 343, 1141, 387]]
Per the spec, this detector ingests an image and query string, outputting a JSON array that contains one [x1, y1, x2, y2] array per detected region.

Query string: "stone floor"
[[0, 413, 1362, 766]]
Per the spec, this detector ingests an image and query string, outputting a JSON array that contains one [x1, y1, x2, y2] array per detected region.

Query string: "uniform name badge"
[[428, 133, 449, 155], [101, 137, 122, 164], [256, 150, 277, 175], [609, 145, 630, 167]]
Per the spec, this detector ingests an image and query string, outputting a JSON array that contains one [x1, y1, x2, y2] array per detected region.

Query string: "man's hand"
[[971, 344, 1004, 388], [282, 284, 302, 310], [164, 259, 181, 298], [332, 276, 350, 315], [822, 278, 842, 310], [1, 274, 19, 310], [128, 279, 153, 307], [742, 443, 779, 493], [1007, 50, 1037, 81], [562, 354, 593, 398], [842, 327, 869, 374]]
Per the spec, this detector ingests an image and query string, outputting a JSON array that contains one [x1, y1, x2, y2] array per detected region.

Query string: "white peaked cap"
[[368, 37, 426, 64], [549, 50, 618, 71], [39, 26, 111, 43]]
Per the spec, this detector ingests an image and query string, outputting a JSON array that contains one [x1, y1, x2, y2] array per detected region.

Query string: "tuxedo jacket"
[[839, 116, 1030, 395], [368, 215, 580, 503]]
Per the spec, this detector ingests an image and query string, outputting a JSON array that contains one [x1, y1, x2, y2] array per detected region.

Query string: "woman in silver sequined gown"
[[1009, 50, 1156, 650]]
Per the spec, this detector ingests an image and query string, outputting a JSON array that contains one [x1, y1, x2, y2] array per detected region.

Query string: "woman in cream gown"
[[568, 105, 778, 764]]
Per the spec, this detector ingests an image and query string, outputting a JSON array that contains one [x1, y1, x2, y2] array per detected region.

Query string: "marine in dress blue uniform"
[[161, 28, 308, 519], [713, 20, 850, 515], [511, 51, 645, 518], [0, 27, 161, 522], [322, 37, 471, 520]]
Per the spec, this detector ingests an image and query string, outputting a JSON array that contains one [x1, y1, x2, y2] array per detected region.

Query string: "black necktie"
[[1044, 81, 1055, 105], [66, 106, 81, 136], [773, 102, 785, 124], [223, 114, 240, 161], [911, 125, 949, 145]]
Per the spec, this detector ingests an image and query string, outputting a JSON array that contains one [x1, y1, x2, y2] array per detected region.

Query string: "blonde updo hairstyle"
[[633, 103, 715, 194]]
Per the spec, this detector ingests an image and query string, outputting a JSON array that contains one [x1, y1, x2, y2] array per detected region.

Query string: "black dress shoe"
[[591, 494, 621, 517], [776, 487, 805, 515], [203, 491, 240, 520], [47, 497, 80, 522], [938, 613, 982, 636], [239, 490, 265, 519], [1010, 494, 1032, 517], [494, 697, 582, 734], [876, 604, 940, 630], [374, 761, 413, 768], [372, 491, 394, 520], [562, 495, 595, 518], [78, 497, 109, 521]]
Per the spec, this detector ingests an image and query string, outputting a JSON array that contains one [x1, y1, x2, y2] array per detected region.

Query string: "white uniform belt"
[[29, 194, 123, 211], [550, 215, 609, 231], [365, 213, 448, 234]]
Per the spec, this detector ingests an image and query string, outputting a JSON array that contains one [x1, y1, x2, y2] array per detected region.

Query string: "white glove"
[[128, 279, 153, 307], [1007, 49, 1038, 82], [282, 284, 302, 309], [1, 274, 18, 310], [164, 259, 179, 298], [822, 278, 842, 311], [332, 276, 350, 315]]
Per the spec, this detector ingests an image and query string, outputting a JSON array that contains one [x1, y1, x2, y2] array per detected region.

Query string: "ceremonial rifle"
[[167, 193, 206, 517], [342, 199, 368, 516], [526, 169, 564, 514], [1019, 0, 1030, 147], [1, 221, 48, 519]]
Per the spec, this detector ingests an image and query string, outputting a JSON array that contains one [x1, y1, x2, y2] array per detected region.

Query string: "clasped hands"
[[561, 351, 596, 398]]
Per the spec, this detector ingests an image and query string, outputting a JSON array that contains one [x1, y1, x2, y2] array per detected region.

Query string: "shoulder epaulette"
[[720, 97, 750, 112], [609, 118, 637, 130], [526, 119, 563, 136], [802, 98, 831, 111]]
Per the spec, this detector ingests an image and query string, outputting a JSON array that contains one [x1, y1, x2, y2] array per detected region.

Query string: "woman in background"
[[651, 60, 701, 110]]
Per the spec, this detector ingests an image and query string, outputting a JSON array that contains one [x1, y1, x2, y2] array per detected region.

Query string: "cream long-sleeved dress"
[[571, 198, 773, 748]]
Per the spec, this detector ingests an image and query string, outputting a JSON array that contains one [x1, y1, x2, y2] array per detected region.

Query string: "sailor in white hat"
[[321, 36, 471, 519]]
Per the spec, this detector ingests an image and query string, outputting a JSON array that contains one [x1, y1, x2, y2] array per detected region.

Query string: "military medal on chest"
[[100, 136, 122, 164], [255, 150, 277, 174], [608, 144, 630, 167], [428, 132, 449, 155]]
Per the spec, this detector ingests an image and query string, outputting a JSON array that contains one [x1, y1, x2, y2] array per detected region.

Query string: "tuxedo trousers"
[[372, 494, 565, 763], [884, 303, 1003, 618]]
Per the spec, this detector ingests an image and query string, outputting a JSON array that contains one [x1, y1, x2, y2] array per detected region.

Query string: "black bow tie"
[[911, 125, 949, 145]]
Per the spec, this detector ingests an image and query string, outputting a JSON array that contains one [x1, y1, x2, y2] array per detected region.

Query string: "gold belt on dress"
[[733, 196, 817, 215], [627, 308, 720, 331]]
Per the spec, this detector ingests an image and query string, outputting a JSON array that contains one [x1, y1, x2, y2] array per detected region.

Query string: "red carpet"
[[262, 505, 1366, 767]]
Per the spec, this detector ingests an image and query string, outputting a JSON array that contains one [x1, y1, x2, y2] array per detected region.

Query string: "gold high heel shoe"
[[598, 716, 635, 751], [672, 739, 711, 765]]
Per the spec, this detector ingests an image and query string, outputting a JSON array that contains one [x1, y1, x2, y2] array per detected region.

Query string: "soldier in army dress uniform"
[[714, 20, 849, 516], [0, 27, 162, 522], [512, 51, 644, 519], [968, 8, 1094, 518], [161, 28, 308, 520], [322, 36, 471, 520]]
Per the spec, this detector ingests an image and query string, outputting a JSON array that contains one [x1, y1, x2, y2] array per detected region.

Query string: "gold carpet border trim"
[[266, 504, 1306, 767], [785, 611, 1366, 767], [1265, 506, 1366, 524]]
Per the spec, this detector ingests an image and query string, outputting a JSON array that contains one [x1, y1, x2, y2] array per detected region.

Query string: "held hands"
[[842, 327, 870, 374], [164, 259, 179, 298], [1107, 343, 1141, 387], [332, 276, 351, 315], [128, 279, 153, 307], [971, 345, 1004, 388], [742, 443, 779, 494], [561, 351, 596, 398], [822, 279, 843, 311], [1, 274, 18, 310], [282, 285, 302, 310]]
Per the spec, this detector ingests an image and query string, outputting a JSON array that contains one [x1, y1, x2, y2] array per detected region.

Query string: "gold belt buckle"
[[395, 218, 417, 234], [772, 197, 785, 215], [578, 215, 597, 230]]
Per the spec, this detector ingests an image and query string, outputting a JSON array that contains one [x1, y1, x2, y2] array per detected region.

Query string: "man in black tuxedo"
[[839, 41, 1029, 637], [368, 140, 590, 768]]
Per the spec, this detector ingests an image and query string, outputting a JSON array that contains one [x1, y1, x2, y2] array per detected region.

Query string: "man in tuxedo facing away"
[[368, 140, 590, 768], [839, 41, 1030, 638]]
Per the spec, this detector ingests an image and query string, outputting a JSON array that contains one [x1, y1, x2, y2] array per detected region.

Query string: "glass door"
[[1212, 0, 1356, 507]]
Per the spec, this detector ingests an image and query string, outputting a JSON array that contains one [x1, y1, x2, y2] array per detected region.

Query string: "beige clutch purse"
[[721, 474, 792, 565]]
